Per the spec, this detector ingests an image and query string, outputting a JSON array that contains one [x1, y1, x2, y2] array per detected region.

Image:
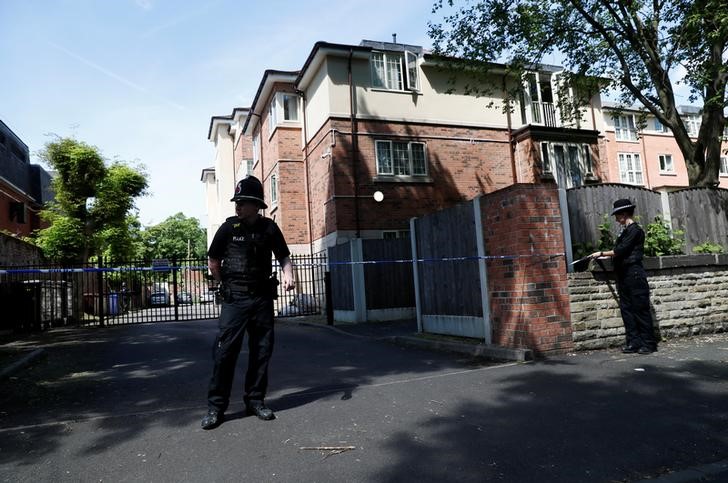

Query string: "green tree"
[[36, 138, 148, 263], [139, 213, 207, 260], [429, 0, 728, 186]]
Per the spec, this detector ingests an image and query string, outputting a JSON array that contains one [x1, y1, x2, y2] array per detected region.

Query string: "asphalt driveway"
[[1, 320, 727, 482]]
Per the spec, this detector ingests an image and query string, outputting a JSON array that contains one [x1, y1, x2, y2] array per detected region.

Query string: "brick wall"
[[305, 118, 519, 243], [569, 255, 728, 350], [480, 184, 573, 355]]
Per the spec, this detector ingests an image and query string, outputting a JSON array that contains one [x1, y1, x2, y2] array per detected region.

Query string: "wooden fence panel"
[[567, 183, 662, 251], [669, 188, 728, 252], [363, 238, 414, 310], [414, 201, 482, 317], [328, 243, 353, 311]]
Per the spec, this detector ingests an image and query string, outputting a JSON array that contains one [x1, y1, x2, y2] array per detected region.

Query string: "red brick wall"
[[254, 86, 309, 245], [305, 118, 518, 239], [480, 184, 573, 355], [0, 179, 38, 238]]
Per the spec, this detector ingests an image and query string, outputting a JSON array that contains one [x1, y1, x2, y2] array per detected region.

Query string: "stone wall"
[[0, 232, 44, 266], [569, 254, 728, 350]]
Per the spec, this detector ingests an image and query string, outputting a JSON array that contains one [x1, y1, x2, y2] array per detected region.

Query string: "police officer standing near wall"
[[201, 175, 294, 430], [590, 199, 657, 355]]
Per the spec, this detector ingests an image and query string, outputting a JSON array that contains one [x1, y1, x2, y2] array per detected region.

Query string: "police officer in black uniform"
[[590, 199, 657, 355], [201, 175, 294, 429]]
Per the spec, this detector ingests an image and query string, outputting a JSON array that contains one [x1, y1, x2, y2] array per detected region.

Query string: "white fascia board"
[[243, 73, 298, 136], [297, 47, 370, 91], [208, 117, 233, 142]]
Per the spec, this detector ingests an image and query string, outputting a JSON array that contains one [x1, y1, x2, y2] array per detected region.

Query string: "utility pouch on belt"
[[269, 275, 279, 300], [218, 282, 232, 304]]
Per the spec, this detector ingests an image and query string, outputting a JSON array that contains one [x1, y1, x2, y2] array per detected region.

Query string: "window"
[[270, 174, 278, 205], [237, 159, 254, 180], [582, 145, 593, 173], [371, 51, 419, 91], [252, 133, 261, 166], [523, 73, 557, 126], [720, 156, 728, 176], [268, 92, 300, 134], [614, 115, 638, 141], [685, 114, 701, 137], [618, 153, 644, 185], [375, 140, 427, 176], [658, 154, 674, 173], [654, 118, 669, 133], [268, 99, 277, 133], [8, 202, 25, 224], [540, 143, 552, 173], [541, 142, 592, 187]]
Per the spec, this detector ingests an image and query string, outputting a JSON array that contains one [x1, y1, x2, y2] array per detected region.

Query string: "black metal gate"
[[0, 253, 328, 332]]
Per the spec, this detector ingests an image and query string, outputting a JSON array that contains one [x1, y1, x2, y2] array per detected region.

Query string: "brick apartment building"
[[203, 38, 727, 254], [203, 39, 607, 254], [600, 103, 728, 191], [0, 119, 53, 238]]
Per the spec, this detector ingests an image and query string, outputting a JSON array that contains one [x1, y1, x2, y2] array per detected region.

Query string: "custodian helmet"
[[230, 176, 267, 209]]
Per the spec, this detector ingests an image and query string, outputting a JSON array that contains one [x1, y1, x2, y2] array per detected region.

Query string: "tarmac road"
[[1, 320, 727, 482]]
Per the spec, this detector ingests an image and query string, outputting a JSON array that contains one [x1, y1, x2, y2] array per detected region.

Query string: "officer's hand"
[[282, 274, 295, 291]]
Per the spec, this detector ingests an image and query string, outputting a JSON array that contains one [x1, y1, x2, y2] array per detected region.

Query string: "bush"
[[693, 241, 725, 254], [644, 216, 684, 256]]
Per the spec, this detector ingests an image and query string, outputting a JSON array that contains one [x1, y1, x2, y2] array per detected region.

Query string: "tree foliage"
[[429, 0, 728, 186], [36, 138, 148, 263], [139, 213, 207, 260]]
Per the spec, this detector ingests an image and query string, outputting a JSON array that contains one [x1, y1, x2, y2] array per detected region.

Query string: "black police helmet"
[[231, 176, 267, 209], [611, 198, 635, 215]]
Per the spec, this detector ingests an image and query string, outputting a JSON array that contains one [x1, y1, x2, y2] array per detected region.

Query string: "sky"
[[0, 0, 445, 227]]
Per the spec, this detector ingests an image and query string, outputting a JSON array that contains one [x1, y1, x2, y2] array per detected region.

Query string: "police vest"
[[221, 219, 273, 286]]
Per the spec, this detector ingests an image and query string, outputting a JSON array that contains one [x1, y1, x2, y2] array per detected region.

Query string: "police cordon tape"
[[0, 253, 565, 275]]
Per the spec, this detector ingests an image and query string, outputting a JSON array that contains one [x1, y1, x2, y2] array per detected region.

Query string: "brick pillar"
[[480, 184, 573, 355]]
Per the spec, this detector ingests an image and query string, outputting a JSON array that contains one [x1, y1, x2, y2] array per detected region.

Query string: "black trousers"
[[207, 293, 274, 412], [616, 265, 657, 349]]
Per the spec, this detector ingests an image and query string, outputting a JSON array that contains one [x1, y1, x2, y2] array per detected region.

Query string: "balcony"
[[531, 102, 559, 127]]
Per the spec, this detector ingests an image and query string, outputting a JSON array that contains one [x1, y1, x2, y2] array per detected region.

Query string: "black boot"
[[201, 409, 223, 429], [621, 344, 640, 354], [246, 403, 275, 420]]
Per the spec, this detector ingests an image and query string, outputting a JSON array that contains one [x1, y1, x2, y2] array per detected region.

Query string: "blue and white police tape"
[[0, 253, 565, 274]]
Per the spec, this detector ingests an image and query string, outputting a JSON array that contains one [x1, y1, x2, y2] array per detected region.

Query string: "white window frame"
[[252, 132, 261, 166], [523, 72, 557, 127], [268, 92, 300, 136], [685, 114, 701, 137], [375, 140, 428, 177], [618, 152, 645, 185], [613, 115, 638, 141], [236, 159, 254, 180], [654, 118, 669, 133], [270, 173, 278, 206], [540, 142, 553, 174], [720, 156, 728, 176], [370, 51, 419, 91], [541, 142, 591, 187], [658, 154, 674, 174], [268, 98, 277, 133]]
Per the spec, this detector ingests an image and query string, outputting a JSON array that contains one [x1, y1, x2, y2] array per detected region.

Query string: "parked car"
[[177, 291, 193, 305], [199, 291, 215, 304], [150, 291, 169, 307]]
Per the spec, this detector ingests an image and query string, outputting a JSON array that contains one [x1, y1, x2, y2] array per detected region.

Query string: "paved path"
[[1, 320, 727, 482]]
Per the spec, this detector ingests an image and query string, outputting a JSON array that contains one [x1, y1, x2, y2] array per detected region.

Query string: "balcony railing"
[[531, 102, 559, 127]]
